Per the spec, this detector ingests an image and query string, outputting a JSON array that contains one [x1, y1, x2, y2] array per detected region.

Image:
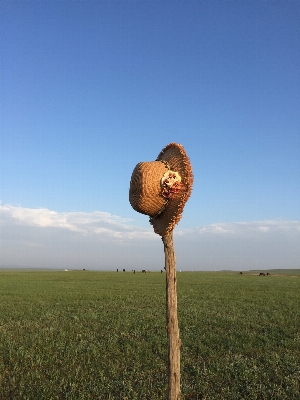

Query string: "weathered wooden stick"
[[163, 231, 181, 400]]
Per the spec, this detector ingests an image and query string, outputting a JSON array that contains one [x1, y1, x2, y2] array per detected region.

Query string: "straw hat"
[[129, 142, 193, 236]]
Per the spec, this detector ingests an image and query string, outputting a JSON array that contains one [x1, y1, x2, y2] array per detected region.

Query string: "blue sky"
[[1, 1, 299, 270]]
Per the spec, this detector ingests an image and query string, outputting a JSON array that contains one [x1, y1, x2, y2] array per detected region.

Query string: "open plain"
[[0, 270, 299, 399]]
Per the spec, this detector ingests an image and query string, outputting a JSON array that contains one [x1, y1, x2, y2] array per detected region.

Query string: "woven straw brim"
[[149, 142, 193, 236]]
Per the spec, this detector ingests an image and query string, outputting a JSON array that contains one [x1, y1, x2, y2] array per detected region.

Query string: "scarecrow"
[[129, 143, 193, 399]]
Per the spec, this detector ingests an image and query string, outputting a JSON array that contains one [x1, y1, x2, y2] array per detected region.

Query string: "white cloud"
[[0, 204, 156, 240], [1, 204, 300, 271]]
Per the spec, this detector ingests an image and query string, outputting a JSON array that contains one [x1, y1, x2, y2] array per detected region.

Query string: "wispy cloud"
[[175, 220, 300, 237], [174, 220, 300, 271], [1, 204, 300, 271]]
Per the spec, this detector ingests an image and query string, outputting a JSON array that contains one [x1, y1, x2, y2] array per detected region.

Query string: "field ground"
[[0, 271, 299, 399]]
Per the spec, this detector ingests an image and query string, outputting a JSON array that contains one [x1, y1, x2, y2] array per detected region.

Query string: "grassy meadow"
[[0, 270, 299, 399]]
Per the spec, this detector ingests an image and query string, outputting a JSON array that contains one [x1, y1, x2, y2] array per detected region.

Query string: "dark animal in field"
[[240, 272, 243, 274], [259, 273, 265, 276], [266, 273, 270, 276], [134, 270, 136, 274], [161, 270, 163, 273], [117, 269, 118, 272], [142, 270, 146, 273], [123, 269, 125, 272]]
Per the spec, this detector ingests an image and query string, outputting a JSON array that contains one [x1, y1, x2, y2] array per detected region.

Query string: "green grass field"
[[0, 271, 299, 399]]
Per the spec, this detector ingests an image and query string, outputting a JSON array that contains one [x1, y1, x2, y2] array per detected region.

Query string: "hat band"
[[158, 159, 171, 169], [152, 162, 183, 219], [151, 160, 170, 219]]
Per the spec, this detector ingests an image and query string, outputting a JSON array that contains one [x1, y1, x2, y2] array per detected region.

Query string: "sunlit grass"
[[0, 271, 299, 399]]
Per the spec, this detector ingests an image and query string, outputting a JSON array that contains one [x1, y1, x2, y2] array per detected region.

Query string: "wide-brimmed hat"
[[129, 142, 193, 236]]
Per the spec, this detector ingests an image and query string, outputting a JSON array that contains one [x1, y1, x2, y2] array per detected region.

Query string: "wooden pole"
[[162, 231, 181, 400]]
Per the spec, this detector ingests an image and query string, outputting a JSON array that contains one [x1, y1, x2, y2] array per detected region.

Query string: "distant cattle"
[[123, 269, 125, 272], [161, 270, 163, 273], [240, 272, 243, 275], [266, 272, 270, 276], [142, 270, 146, 273], [259, 273, 265, 276]]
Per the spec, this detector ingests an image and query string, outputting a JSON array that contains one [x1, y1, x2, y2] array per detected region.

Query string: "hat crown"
[[129, 161, 167, 216]]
